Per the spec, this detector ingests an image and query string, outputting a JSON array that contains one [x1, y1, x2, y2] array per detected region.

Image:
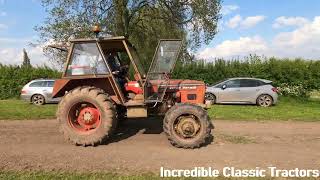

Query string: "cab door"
[[144, 40, 182, 103]]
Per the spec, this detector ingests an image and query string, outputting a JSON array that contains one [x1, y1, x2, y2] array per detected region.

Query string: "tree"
[[36, 0, 221, 68], [22, 48, 31, 68]]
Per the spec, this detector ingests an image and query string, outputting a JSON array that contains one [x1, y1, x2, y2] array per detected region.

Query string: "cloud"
[[241, 16, 266, 29], [226, 15, 242, 28], [198, 36, 267, 59], [198, 16, 320, 60], [0, 23, 8, 30], [221, 5, 239, 15], [273, 16, 309, 28], [0, 38, 52, 66], [226, 15, 266, 29]]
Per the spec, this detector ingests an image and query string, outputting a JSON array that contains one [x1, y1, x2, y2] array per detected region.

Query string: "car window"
[[225, 79, 240, 88], [29, 81, 46, 87], [240, 79, 259, 87], [47, 81, 55, 87]]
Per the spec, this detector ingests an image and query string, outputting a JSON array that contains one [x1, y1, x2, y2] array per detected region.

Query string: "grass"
[[0, 96, 320, 121], [0, 99, 57, 120], [208, 96, 320, 121], [0, 171, 281, 180], [0, 171, 158, 180]]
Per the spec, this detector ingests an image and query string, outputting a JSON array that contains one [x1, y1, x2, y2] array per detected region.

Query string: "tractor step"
[[124, 100, 145, 106]]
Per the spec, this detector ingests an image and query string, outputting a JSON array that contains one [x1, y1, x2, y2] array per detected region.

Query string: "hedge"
[[1, 55, 320, 99], [0, 64, 61, 99]]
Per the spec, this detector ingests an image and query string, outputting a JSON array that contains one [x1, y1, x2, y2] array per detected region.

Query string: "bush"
[[0, 64, 61, 99], [277, 83, 309, 97]]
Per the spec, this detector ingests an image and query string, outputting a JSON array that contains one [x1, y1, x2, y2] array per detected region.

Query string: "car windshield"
[[212, 79, 228, 87]]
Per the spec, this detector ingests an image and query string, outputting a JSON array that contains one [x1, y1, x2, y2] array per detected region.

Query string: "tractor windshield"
[[148, 40, 182, 74], [145, 40, 182, 103]]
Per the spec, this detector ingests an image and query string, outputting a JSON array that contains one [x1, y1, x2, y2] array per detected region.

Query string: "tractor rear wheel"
[[57, 86, 116, 146], [163, 104, 213, 149]]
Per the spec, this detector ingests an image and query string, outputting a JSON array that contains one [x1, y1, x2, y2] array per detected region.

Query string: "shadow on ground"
[[106, 116, 214, 147], [106, 116, 164, 145]]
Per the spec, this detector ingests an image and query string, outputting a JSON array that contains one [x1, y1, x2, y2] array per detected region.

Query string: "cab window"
[[66, 43, 109, 76]]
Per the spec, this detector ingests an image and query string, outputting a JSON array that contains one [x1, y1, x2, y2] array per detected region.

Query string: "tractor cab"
[[53, 36, 183, 107]]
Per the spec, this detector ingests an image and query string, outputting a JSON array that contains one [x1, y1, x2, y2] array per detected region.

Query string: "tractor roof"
[[69, 36, 127, 42]]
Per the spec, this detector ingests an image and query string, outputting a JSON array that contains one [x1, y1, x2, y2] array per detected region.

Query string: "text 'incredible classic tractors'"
[[52, 32, 213, 149]]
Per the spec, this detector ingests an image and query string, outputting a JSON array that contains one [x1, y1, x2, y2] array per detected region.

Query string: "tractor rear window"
[[66, 43, 109, 76]]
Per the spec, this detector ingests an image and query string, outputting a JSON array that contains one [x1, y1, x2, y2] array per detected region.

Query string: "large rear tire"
[[57, 86, 117, 146], [163, 104, 213, 149]]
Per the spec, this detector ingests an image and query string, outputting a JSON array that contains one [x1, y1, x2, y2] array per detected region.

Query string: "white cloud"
[[198, 16, 320, 60], [221, 5, 239, 15], [0, 38, 52, 66], [273, 16, 309, 28], [198, 36, 268, 59], [226, 15, 242, 28], [0, 23, 8, 30], [226, 15, 266, 29], [241, 16, 266, 29]]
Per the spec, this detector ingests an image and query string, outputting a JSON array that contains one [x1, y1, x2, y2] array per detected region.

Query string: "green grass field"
[[0, 96, 319, 121], [0, 100, 57, 120], [0, 171, 278, 180], [209, 96, 320, 121]]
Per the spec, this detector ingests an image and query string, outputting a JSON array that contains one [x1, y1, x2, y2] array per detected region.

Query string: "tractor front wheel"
[[163, 104, 213, 149], [57, 86, 117, 146]]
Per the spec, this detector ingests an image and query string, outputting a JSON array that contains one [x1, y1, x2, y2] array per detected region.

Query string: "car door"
[[45, 80, 60, 102], [218, 79, 242, 103], [41, 81, 53, 102], [238, 79, 260, 102]]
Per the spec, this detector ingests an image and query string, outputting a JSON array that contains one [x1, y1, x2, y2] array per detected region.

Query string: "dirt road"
[[0, 118, 320, 173]]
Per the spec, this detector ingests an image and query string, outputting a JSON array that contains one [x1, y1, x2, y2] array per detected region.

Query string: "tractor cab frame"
[[53, 36, 183, 107]]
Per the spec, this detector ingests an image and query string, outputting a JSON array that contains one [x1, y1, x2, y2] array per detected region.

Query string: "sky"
[[0, 0, 319, 66]]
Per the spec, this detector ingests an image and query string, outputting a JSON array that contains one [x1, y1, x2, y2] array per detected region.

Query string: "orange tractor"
[[52, 33, 213, 149]]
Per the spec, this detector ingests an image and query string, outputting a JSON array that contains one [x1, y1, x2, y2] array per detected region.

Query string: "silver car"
[[206, 78, 278, 107], [20, 79, 61, 105]]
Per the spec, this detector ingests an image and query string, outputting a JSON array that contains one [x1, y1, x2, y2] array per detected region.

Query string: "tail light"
[[272, 87, 278, 93], [21, 90, 27, 94]]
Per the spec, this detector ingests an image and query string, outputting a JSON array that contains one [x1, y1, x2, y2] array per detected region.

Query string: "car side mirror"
[[222, 84, 227, 90]]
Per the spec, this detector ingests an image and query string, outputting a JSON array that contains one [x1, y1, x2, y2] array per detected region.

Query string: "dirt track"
[[1, 118, 320, 173]]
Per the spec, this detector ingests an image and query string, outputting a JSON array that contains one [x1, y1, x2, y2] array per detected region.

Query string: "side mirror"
[[222, 84, 227, 90]]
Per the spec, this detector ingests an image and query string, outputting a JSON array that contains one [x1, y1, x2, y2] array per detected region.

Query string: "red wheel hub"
[[76, 107, 100, 131]]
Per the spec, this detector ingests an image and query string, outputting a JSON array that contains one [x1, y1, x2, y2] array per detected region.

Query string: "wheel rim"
[[205, 93, 215, 101], [68, 102, 101, 134], [174, 115, 201, 139], [32, 95, 44, 105], [258, 95, 272, 107]]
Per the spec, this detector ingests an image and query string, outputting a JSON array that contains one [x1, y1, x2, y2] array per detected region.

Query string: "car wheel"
[[256, 94, 273, 107], [31, 94, 45, 105], [205, 93, 216, 104]]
